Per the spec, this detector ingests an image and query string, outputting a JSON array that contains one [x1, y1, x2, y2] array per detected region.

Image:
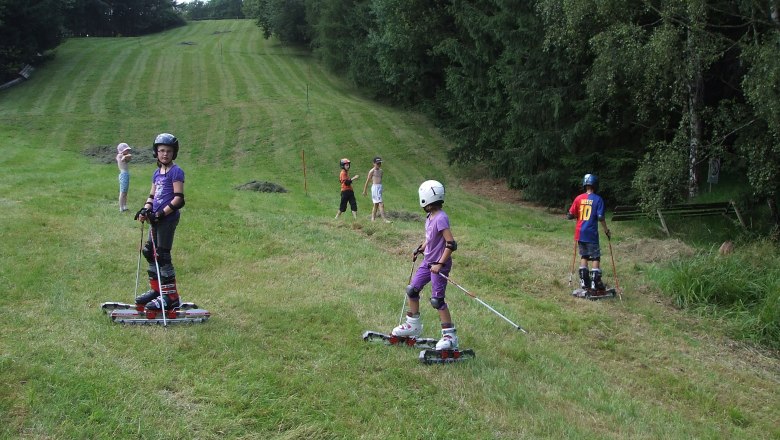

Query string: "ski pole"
[[568, 239, 577, 287], [134, 222, 145, 298], [607, 234, 623, 301], [438, 273, 527, 333], [148, 225, 167, 326], [399, 248, 421, 325]]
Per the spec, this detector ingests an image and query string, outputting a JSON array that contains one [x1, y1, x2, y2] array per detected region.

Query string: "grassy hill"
[[0, 19, 777, 439]]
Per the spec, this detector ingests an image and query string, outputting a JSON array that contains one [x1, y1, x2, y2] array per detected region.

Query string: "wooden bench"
[[611, 201, 746, 236]]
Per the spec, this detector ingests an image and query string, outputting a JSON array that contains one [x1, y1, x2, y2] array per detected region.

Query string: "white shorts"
[[371, 184, 383, 203]]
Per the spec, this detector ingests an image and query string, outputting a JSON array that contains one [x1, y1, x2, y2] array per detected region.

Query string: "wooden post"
[[730, 200, 746, 229], [657, 209, 670, 237]]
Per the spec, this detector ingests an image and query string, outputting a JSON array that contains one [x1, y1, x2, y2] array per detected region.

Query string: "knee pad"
[[142, 242, 155, 264], [590, 256, 601, 262], [405, 285, 420, 300], [430, 297, 447, 310]]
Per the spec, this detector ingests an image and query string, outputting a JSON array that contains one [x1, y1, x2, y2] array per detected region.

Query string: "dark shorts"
[[578, 241, 601, 261], [339, 190, 357, 212]]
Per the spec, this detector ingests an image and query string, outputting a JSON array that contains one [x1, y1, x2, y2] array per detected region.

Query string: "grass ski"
[[418, 348, 476, 364], [100, 301, 198, 314], [109, 307, 210, 325], [362, 330, 438, 349], [571, 288, 617, 300]]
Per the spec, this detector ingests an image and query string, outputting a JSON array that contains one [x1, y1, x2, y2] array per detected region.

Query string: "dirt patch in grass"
[[83, 145, 157, 165], [235, 180, 288, 193], [460, 177, 557, 212], [461, 178, 523, 204], [386, 211, 423, 222], [618, 237, 695, 263]]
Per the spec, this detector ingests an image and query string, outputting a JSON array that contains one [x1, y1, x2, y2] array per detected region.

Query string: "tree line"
[[246, 0, 780, 230], [0, 0, 242, 84], [0, 0, 185, 82]]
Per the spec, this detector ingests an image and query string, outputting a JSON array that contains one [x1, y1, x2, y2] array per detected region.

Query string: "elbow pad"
[[168, 193, 185, 210], [445, 240, 458, 251], [344, 179, 353, 185], [567, 213, 576, 220]]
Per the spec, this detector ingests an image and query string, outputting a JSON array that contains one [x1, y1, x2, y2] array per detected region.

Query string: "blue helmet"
[[153, 133, 179, 160], [583, 173, 598, 190]]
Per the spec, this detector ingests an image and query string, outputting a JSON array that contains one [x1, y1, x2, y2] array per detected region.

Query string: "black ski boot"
[[135, 276, 160, 311], [592, 269, 605, 290], [579, 267, 591, 292]]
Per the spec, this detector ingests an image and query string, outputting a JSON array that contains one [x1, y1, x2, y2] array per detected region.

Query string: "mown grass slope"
[[0, 20, 777, 439]]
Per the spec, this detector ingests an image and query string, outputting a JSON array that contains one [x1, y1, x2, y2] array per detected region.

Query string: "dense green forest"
[[247, 0, 780, 235], [2, 0, 779, 234]]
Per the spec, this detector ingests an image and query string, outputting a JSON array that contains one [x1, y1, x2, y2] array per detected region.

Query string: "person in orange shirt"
[[335, 158, 359, 220]]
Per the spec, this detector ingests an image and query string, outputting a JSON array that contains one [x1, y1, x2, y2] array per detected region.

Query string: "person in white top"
[[116, 143, 132, 212], [362, 156, 390, 222]]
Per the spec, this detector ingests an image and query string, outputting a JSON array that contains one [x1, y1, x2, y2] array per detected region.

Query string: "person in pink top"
[[391, 180, 460, 350]]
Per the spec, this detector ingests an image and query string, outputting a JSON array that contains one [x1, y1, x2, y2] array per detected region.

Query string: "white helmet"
[[418, 180, 445, 207]]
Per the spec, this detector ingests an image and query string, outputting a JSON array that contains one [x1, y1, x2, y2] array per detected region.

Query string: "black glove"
[[147, 210, 162, 225], [134, 207, 149, 221]]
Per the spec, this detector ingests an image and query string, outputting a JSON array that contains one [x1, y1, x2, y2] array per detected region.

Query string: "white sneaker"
[[435, 328, 458, 350], [392, 315, 422, 337]]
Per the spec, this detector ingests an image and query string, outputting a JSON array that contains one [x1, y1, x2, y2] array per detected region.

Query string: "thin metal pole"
[[569, 239, 577, 287], [607, 236, 623, 301], [399, 255, 417, 326], [148, 226, 167, 326], [134, 222, 145, 298], [301, 150, 308, 195], [438, 273, 527, 333]]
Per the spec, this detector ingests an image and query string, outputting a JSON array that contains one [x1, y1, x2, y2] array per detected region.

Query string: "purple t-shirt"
[[423, 210, 450, 265], [152, 165, 184, 222]]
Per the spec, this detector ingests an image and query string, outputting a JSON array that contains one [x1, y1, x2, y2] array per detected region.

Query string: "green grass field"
[[0, 20, 778, 439]]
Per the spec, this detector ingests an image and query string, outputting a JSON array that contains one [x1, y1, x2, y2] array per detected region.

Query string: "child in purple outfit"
[[133, 133, 186, 313], [391, 180, 459, 350]]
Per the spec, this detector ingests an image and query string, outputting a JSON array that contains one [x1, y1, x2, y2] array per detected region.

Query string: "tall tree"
[[0, 0, 64, 81], [365, 0, 451, 104]]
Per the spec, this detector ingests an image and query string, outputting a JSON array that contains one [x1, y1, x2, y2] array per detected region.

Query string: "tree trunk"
[[687, 26, 704, 199], [769, 197, 780, 226]]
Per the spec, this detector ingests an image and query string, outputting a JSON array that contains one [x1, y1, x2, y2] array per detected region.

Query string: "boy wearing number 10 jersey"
[[567, 174, 611, 292]]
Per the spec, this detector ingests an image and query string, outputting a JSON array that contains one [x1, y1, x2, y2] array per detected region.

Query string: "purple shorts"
[[410, 260, 452, 299]]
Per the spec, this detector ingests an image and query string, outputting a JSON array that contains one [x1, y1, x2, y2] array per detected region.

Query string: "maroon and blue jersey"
[[152, 165, 184, 222], [569, 192, 605, 243]]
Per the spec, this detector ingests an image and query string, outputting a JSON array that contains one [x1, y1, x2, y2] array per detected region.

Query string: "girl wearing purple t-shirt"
[[134, 133, 186, 314], [391, 180, 460, 350]]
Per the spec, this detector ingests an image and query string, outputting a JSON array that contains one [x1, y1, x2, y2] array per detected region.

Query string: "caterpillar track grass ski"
[[418, 348, 476, 364], [108, 307, 210, 325], [100, 301, 199, 314], [571, 288, 617, 300], [362, 331, 438, 349]]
